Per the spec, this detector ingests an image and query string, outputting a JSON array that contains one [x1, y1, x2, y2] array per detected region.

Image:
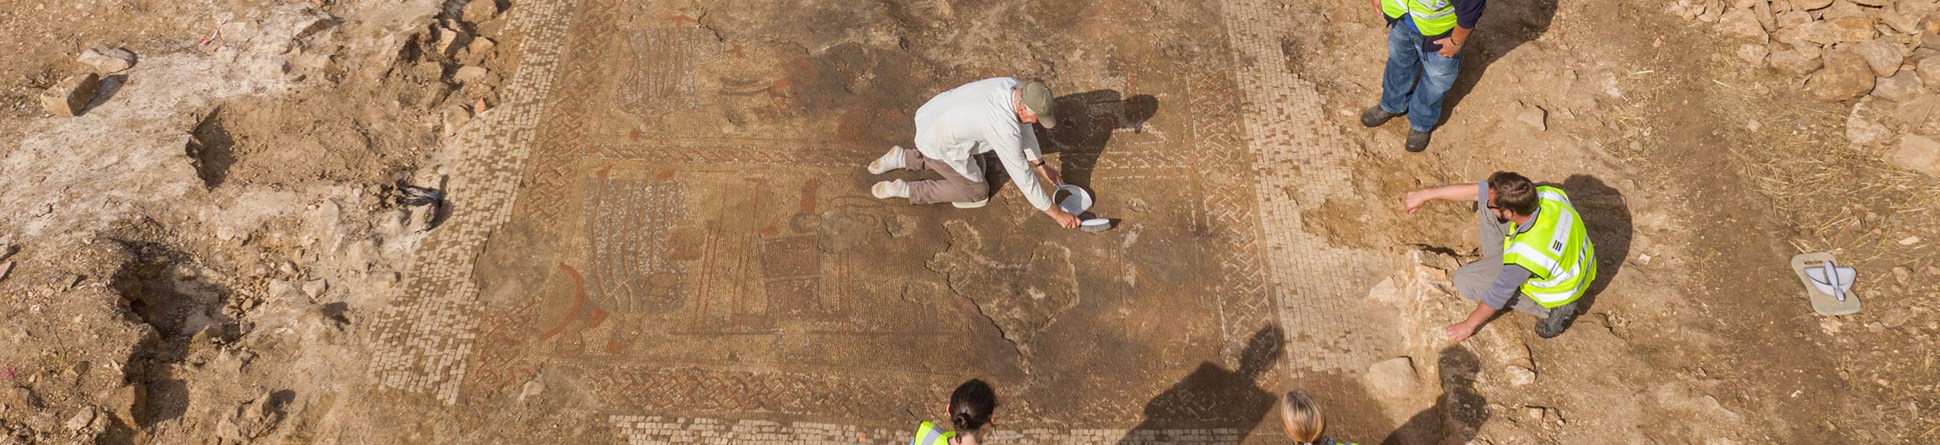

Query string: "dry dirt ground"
[[0, 0, 1935, 444]]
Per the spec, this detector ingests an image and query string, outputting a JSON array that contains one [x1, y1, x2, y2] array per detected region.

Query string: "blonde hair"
[[1279, 390, 1325, 443]]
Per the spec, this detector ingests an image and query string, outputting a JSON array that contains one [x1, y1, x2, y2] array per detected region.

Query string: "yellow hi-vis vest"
[[1502, 186, 1597, 308], [1382, 0, 1460, 35], [911, 421, 955, 445]]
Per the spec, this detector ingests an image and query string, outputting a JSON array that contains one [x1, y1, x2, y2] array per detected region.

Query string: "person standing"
[[867, 77, 1081, 229], [1403, 171, 1596, 341], [1362, 0, 1486, 152]]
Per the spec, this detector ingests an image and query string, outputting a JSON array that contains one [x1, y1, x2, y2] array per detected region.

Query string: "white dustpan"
[[1054, 184, 1092, 215], [1790, 252, 1861, 316], [1803, 261, 1854, 300]]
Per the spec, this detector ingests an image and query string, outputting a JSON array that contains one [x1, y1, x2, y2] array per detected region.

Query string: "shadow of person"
[[1438, 0, 1557, 125], [1115, 325, 1282, 444], [1036, 89, 1160, 188], [1559, 175, 1632, 315], [1380, 346, 1488, 445]]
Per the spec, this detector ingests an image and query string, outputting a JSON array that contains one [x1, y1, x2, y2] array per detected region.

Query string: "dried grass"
[[1724, 110, 1940, 279]]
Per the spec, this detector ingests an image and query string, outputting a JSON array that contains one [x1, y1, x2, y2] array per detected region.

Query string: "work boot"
[[1361, 106, 1401, 127], [1534, 301, 1578, 339], [867, 145, 907, 174], [871, 179, 909, 199], [1405, 129, 1432, 153]]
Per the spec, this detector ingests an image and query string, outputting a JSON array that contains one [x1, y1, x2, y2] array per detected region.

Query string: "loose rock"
[[1848, 0, 1888, 6], [1753, 0, 1777, 31], [1882, 10, 1922, 35], [1768, 48, 1824, 74], [1720, 9, 1771, 41], [1796, 21, 1843, 45], [78, 47, 136, 73], [1826, 16, 1881, 43], [64, 406, 95, 432], [1505, 365, 1538, 386], [1517, 101, 1548, 131], [38, 73, 100, 117], [1365, 356, 1420, 401], [1919, 57, 1940, 90], [433, 22, 471, 59], [1809, 48, 1876, 101], [1883, 133, 1940, 177], [1852, 38, 1908, 77], [1739, 43, 1771, 65], [1776, 10, 1812, 29], [453, 65, 489, 84], [1872, 70, 1923, 101], [463, 0, 501, 23], [1794, 0, 1834, 11], [301, 279, 329, 298], [1847, 99, 1889, 145], [1820, 1, 1867, 20]]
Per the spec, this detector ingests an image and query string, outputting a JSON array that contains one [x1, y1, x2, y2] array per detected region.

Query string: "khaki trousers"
[[903, 150, 991, 205]]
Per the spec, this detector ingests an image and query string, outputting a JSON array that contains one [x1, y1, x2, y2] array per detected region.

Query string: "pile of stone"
[[414, 0, 506, 137], [1678, 0, 1940, 176]]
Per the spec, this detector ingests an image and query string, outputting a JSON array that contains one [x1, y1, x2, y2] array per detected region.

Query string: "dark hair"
[[1488, 171, 1539, 216], [949, 379, 997, 432]]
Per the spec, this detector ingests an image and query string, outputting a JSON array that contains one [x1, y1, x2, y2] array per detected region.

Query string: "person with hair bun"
[[911, 379, 997, 445]]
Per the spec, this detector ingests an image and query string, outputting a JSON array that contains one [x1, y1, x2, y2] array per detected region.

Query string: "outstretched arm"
[[1403, 182, 1482, 214], [1445, 302, 1496, 342]]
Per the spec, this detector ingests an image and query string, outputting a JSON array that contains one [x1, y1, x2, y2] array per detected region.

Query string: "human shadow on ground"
[[1560, 174, 1633, 317], [1114, 325, 1282, 444], [1379, 346, 1488, 445], [1438, 0, 1557, 126], [1036, 89, 1159, 188]]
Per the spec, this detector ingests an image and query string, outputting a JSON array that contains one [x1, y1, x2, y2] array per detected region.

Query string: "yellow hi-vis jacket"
[[1502, 186, 1597, 308], [911, 421, 955, 445], [1382, 0, 1460, 35]]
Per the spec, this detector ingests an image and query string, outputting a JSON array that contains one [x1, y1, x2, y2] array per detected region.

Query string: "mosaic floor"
[[361, 1, 1398, 442]]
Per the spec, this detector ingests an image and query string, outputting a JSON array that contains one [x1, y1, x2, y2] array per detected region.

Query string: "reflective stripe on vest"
[[1380, 0, 1460, 35], [1502, 187, 1598, 308], [912, 421, 955, 445]]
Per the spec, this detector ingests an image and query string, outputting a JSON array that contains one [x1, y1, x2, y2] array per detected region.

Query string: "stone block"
[[38, 72, 99, 117], [78, 46, 136, 73]]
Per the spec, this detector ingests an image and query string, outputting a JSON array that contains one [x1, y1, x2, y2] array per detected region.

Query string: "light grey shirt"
[[1485, 203, 1540, 310], [913, 77, 1052, 210]]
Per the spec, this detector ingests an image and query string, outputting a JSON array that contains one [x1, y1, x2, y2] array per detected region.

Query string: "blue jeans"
[[1379, 19, 1462, 133]]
